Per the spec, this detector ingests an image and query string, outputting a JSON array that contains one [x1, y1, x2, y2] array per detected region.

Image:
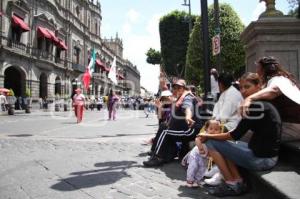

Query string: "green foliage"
[[8, 89, 15, 96], [185, 18, 204, 87], [146, 48, 161, 65], [288, 6, 299, 17], [159, 10, 196, 78], [25, 88, 31, 97], [185, 3, 245, 86], [208, 3, 245, 73]]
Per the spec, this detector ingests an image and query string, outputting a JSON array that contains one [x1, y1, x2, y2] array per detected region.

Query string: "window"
[[74, 46, 80, 64], [45, 39, 51, 53], [55, 48, 61, 61], [95, 22, 97, 35], [37, 37, 43, 50], [76, 6, 80, 17], [11, 26, 22, 42]]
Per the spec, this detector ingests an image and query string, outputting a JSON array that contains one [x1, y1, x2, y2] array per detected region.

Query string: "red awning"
[[96, 59, 104, 67], [117, 74, 125, 80], [47, 29, 59, 44], [104, 66, 110, 72], [37, 26, 59, 43], [12, 15, 30, 32], [37, 27, 52, 39], [58, 39, 67, 50]]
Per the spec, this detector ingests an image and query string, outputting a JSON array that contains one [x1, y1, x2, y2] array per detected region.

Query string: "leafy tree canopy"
[[159, 10, 196, 78], [186, 3, 245, 87], [146, 48, 161, 65]]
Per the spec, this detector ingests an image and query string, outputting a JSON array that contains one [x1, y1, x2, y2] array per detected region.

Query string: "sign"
[[212, 34, 220, 56]]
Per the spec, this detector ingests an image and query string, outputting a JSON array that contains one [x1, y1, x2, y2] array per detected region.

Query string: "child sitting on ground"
[[181, 120, 223, 187]]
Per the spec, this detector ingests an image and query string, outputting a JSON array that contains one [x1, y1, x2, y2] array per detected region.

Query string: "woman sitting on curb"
[[197, 72, 282, 197]]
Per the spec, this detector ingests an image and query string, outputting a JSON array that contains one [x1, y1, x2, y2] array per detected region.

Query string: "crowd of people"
[[142, 56, 300, 197]]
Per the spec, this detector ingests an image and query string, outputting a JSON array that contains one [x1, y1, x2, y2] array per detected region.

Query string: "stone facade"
[[240, 17, 300, 81], [0, 0, 140, 102]]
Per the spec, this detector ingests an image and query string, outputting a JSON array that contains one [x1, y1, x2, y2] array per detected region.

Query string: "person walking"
[[107, 90, 119, 120], [0, 92, 7, 112], [72, 88, 85, 123]]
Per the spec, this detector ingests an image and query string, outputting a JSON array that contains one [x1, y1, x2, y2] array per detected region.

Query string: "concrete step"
[[280, 140, 300, 167], [244, 161, 300, 199], [244, 141, 300, 199]]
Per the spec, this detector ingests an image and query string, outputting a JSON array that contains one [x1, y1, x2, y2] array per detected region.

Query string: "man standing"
[[143, 79, 204, 167]]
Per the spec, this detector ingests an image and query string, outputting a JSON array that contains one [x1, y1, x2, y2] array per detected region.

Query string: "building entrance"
[[4, 66, 25, 97]]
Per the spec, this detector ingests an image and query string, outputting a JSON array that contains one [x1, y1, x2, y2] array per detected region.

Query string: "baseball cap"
[[172, 79, 186, 88]]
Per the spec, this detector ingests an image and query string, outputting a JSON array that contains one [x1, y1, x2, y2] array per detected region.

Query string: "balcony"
[[7, 39, 28, 53], [32, 48, 54, 62], [72, 63, 85, 73]]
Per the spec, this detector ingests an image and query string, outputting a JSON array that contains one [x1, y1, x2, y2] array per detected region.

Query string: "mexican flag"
[[82, 49, 96, 90]]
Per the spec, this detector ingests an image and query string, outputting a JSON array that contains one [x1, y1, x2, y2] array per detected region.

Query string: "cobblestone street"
[[0, 110, 256, 199]]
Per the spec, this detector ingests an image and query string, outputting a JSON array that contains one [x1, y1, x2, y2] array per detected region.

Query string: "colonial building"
[[0, 0, 140, 102]]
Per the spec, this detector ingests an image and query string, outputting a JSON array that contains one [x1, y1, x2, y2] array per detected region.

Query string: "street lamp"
[[182, 0, 192, 80], [200, 0, 211, 97], [182, 0, 192, 33]]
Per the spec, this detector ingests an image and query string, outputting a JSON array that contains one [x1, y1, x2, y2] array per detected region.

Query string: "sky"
[[99, 0, 292, 93]]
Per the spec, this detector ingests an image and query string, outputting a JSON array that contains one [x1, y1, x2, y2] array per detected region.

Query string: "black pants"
[[151, 124, 202, 162]]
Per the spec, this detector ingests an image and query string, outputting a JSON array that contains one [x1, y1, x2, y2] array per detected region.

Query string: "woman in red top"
[[73, 88, 85, 123]]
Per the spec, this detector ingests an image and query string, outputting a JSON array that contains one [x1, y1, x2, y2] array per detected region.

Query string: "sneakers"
[[207, 182, 247, 197], [143, 156, 165, 167], [204, 165, 220, 178], [204, 172, 223, 186]]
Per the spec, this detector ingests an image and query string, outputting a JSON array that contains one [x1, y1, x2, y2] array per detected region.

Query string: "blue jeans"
[[205, 140, 278, 171]]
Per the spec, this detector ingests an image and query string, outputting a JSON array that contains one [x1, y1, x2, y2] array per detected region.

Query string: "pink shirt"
[[73, 94, 85, 106]]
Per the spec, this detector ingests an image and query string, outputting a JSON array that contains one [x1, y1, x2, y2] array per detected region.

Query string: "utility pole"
[[200, 0, 211, 96]]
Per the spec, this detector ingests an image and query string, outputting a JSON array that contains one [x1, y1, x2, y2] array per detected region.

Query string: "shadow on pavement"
[[101, 133, 153, 138], [158, 161, 212, 198], [159, 161, 186, 181], [51, 161, 141, 191]]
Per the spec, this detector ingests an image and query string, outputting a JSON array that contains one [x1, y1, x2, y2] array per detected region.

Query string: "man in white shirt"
[[212, 73, 243, 131], [210, 68, 220, 101]]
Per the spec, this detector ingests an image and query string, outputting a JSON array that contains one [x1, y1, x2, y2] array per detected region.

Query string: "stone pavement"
[[0, 109, 256, 199]]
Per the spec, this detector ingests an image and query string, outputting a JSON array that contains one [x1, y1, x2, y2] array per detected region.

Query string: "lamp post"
[[182, 0, 192, 80], [182, 0, 192, 33], [200, 0, 211, 96]]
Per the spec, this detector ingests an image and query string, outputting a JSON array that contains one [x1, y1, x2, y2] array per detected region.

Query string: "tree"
[[146, 48, 161, 65], [287, 0, 299, 18], [159, 10, 196, 78], [185, 18, 203, 86], [185, 3, 245, 87]]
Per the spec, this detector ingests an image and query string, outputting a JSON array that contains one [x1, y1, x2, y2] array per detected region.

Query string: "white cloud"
[[126, 9, 140, 24], [122, 22, 132, 34], [120, 13, 162, 93], [146, 14, 161, 38], [251, 2, 266, 22]]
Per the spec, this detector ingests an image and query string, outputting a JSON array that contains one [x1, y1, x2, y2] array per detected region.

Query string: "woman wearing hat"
[[144, 79, 204, 167], [73, 88, 85, 123]]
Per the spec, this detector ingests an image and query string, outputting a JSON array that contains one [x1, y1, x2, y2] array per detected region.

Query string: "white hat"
[[161, 90, 172, 97]]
